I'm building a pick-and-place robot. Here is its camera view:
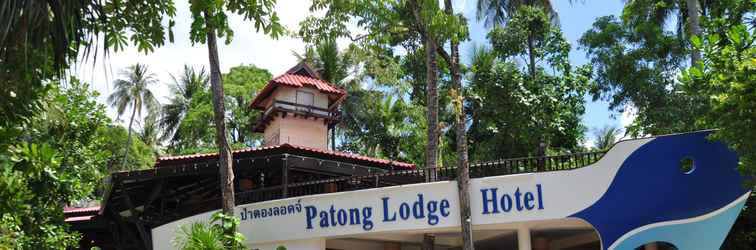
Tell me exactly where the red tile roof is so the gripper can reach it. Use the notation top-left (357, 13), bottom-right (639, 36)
top-left (64, 206), bottom-right (100, 222)
top-left (249, 73), bottom-right (346, 110)
top-left (64, 206), bottom-right (101, 213)
top-left (157, 143), bottom-right (415, 170)
top-left (274, 74), bottom-right (345, 95)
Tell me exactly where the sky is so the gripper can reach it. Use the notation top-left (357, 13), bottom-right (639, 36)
top-left (75, 0), bottom-right (635, 148)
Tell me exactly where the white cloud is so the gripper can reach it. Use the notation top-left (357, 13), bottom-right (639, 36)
top-left (582, 137), bottom-right (596, 149)
top-left (75, 0), bottom-right (316, 122)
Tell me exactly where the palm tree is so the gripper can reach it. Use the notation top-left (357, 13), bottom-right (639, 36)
top-left (108, 63), bottom-right (160, 168)
top-left (593, 125), bottom-right (623, 150)
top-left (160, 65), bottom-right (209, 144)
top-left (139, 112), bottom-right (161, 155)
top-left (622, 0), bottom-right (702, 65)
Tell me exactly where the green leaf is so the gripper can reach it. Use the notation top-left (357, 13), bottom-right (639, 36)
top-left (691, 35), bottom-right (702, 49)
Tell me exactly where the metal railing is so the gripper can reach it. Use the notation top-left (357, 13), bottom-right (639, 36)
top-left (234, 151), bottom-right (606, 204)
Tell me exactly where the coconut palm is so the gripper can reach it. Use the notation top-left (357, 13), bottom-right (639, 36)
top-left (108, 63), bottom-right (160, 168)
top-left (593, 125), bottom-right (623, 150)
top-left (160, 65), bottom-right (209, 144)
top-left (139, 112), bottom-right (161, 155)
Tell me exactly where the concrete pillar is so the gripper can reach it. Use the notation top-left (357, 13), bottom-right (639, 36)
top-left (645, 242), bottom-right (659, 250)
top-left (518, 227), bottom-right (532, 250)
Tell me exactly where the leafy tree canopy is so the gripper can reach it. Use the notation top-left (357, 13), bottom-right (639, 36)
top-left (468, 6), bottom-right (590, 160)
top-left (223, 64), bottom-right (273, 146)
top-left (0, 79), bottom-right (111, 248)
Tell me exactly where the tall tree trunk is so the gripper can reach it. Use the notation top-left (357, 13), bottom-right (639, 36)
top-left (528, 29), bottom-right (546, 170)
top-left (121, 100), bottom-right (138, 169)
top-left (527, 35), bottom-right (536, 79)
top-left (408, 2), bottom-right (439, 249)
top-left (409, 0), bottom-right (439, 183)
top-left (204, 11), bottom-right (236, 218)
top-left (443, 1), bottom-right (474, 249)
top-left (686, 0), bottom-right (702, 65)
top-left (424, 34), bottom-right (440, 182)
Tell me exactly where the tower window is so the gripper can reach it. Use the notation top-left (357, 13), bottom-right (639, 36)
top-left (296, 90), bottom-right (314, 106)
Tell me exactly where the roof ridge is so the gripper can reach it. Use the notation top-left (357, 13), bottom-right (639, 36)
top-left (155, 144), bottom-right (414, 169)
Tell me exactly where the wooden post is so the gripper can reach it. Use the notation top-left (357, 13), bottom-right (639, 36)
top-left (122, 192), bottom-right (152, 250)
top-left (282, 155), bottom-right (289, 198)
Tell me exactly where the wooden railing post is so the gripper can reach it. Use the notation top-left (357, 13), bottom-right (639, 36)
top-left (282, 154), bottom-right (289, 198)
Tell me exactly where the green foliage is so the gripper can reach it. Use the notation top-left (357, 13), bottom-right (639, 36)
top-left (592, 125), bottom-right (623, 150)
top-left (475, 0), bottom-right (559, 28)
top-left (468, 7), bottom-right (589, 160)
top-left (168, 87), bottom-right (218, 154)
top-left (107, 63), bottom-right (161, 169)
top-left (108, 64), bottom-right (161, 120)
top-left (579, 13), bottom-right (698, 136)
top-left (161, 64), bottom-right (271, 155)
top-left (0, 1), bottom-right (176, 130)
top-left (161, 65), bottom-right (210, 146)
top-left (579, 0), bottom-right (754, 137)
top-left (681, 22), bottom-right (755, 181)
top-left (173, 212), bottom-right (247, 250)
top-left (0, 79), bottom-right (111, 249)
top-left (98, 125), bottom-right (156, 172)
top-left (489, 6), bottom-right (552, 60)
top-left (173, 222), bottom-right (225, 250)
top-left (299, 0), bottom-right (471, 167)
top-left (223, 65), bottom-right (273, 146)
top-left (188, 0), bottom-right (283, 45)
top-left (340, 92), bottom-right (429, 164)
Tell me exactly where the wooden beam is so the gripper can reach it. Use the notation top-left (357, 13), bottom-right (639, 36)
top-left (122, 191), bottom-right (153, 250)
top-left (282, 155), bottom-right (289, 198)
top-left (142, 181), bottom-right (164, 211)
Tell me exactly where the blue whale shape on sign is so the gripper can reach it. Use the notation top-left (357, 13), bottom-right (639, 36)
top-left (570, 131), bottom-right (750, 249)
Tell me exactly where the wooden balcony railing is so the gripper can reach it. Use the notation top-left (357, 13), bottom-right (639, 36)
top-left (253, 100), bottom-right (339, 132)
top-left (234, 151), bottom-right (606, 205)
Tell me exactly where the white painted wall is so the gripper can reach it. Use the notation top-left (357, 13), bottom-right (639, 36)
top-left (261, 86), bottom-right (331, 149)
